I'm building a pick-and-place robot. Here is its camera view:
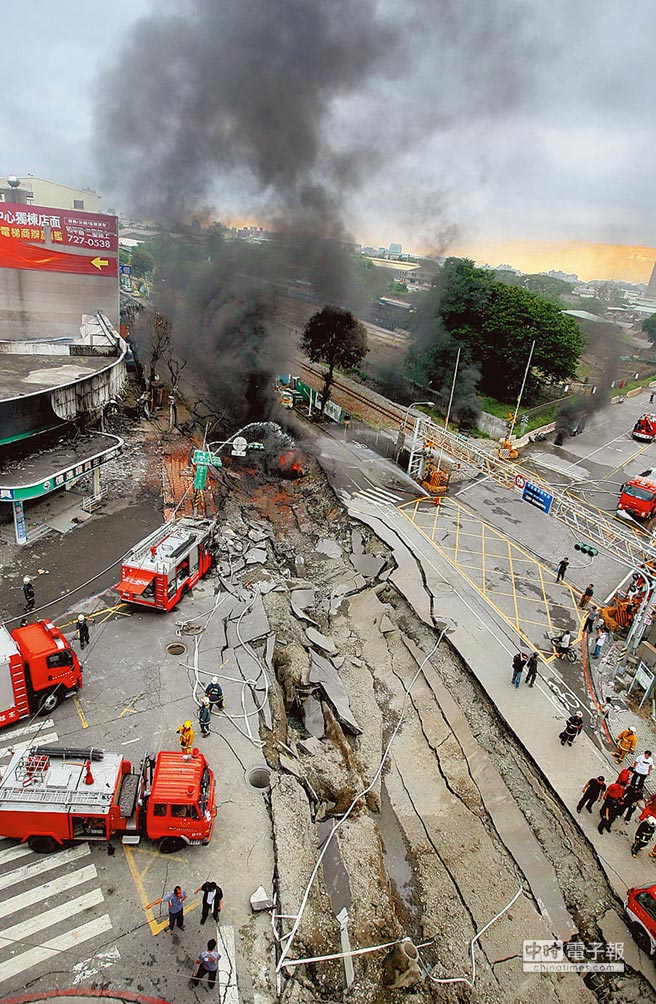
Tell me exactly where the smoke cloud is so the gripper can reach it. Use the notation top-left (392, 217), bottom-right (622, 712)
top-left (96, 0), bottom-right (578, 427)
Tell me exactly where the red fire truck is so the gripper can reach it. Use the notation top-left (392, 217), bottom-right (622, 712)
top-left (0, 620), bottom-right (82, 728)
top-left (632, 413), bottom-right (656, 442)
top-left (117, 517), bottom-right (216, 611)
top-left (0, 745), bottom-right (216, 854)
top-left (617, 474), bottom-right (656, 521)
top-left (625, 885), bottom-right (656, 957)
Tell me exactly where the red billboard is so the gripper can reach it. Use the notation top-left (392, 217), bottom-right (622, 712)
top-left (0, 203), bottom-right (118, 277)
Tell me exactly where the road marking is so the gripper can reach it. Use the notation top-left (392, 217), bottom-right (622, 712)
top-left (0, 888), bottom-right (105, 949)
top-left (216, 923), bottom-right (239, 1003)
top-left (0, 732), bottom-right (58, 760)
top-left (0, 844), bottom-right (90, 892)
top-left (74, 695), bottom-right (88, 728)
top-left (0, 720), bottom-right (54, 740)
top-left (0, 843), bottom-right (34, 867)
top-left (0, 914), bottom-right (113, 983)
top-left (0, 864), bottom-right (98, 920)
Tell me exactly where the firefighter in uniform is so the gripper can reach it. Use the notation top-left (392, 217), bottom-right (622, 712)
top-left (198, 699), bottom-right (211, 737)
top-left (614, 726), bottom-right (637, 764)
top-left (176, 720), bottom-right (194, 754)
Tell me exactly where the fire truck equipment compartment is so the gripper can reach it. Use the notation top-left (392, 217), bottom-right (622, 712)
top-left (118, 569), bottom-right (157, 594)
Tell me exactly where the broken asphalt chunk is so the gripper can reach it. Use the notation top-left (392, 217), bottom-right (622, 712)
top-left (306, 626), bottom-right (338, 655)
top-left (308, 652), bottom-right (361, 735)
top-left (250, 886), bottom-right (274, 912)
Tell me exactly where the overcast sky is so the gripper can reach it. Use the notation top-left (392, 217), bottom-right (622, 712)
top-left (3, 1), bottom-right (655, 267)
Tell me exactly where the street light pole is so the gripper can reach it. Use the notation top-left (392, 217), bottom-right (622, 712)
top-left (395, 401), bottom-right (435, 465)
top-left (508, 339), bottom-right (536, 443)
top-left (436, 347), bottom-right (461, 473)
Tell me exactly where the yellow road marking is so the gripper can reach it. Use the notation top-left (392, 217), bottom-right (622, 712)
top-left (402, 497), bottom-right (582, 653)
top-left (119, 707), bottom-right (138, 718)
top-left (123, 844), bottom-right (200, 935)
top-left (73, 696), bottom-right (88, 728)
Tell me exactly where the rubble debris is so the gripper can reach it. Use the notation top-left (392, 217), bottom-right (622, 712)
top-left (379, 613), bottom-right (396, 635)
top-left (248, 527), bottom-right (270, 543)
top-left (331, 573), bottom-right (367, 598)
top-left (245, 546), bottom-right (268, 565)
top-left (294, 554), bottom-right (306, 576)
top-left (331, 655), bottom-right (345, 669)
top-left (280, 754), bottom-right (305, 779)
top-left (250, 885), bottom-right (275, 913)
top-left (308, 652), bottom-right (362, 735)
top-left (317, 820), bottom-right (352, 914)
top-left (306, 626), bottom-right (338, 655)
top-left (290, 587), bottom-right (317, 624)
top-left (301, 694), bottom-right (325, 738)
top-left (298, 737), bottom-right (323, 756)
top-left (316, 537), bottom-right (342, 559)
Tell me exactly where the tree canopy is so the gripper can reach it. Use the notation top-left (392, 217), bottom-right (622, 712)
top-left (130, 246), bottom-right (155, 277)
top-left (408, 258), bottom-right (584, 403)
top-left (643, 313), bottom-right (656, 347)
top-left (300, 306), bottom-right (368, 415)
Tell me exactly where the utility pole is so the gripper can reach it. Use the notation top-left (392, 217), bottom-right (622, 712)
top-left (508, 340), bottom-right (536, 443)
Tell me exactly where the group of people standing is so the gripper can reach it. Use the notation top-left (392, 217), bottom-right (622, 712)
top-left (146, 880), bottom-right (224, 989)
top-left (577, 765), bottom-right (656, 855)
top-left (511, 651), bottom-right (539, 689)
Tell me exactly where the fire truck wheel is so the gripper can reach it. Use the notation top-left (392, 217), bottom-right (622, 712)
top-left (38, 689), bottom-right (61, 714)
top-left (28, 835), bottom-right (58, 853)
top-left (159, 836), bottom-right (186, 854)
top-left (629, 921), bottom-right (653, 956)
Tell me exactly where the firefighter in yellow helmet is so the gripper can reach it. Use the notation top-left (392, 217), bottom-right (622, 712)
top-left (176, 720), bottom-right (194, 754)
top-left (614, 726), bottom-right (637, 764)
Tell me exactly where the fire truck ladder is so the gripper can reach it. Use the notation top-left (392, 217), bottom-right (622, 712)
top-left (407, 416), bottom-right (655, 570)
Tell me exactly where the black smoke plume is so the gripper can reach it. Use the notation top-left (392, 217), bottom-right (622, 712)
top-left (96, 0), bottom-right (568, 427)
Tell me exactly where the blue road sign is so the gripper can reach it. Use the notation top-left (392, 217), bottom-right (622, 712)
top-left (522, 480), bottom-right (554, 515)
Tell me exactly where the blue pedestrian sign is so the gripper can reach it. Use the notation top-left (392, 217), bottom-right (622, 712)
top-left (522, 480), bottom-right (554, 515)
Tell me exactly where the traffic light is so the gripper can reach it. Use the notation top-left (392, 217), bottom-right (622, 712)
top-left (574, 542), bottom-right (598, 557)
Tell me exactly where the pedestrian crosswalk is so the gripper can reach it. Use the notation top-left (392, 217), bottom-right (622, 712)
top-left (348, 486), bottom-right (407, 507)
top-left (0, 720), bottom-right (113, 987)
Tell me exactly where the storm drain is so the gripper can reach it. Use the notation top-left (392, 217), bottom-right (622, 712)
top-left (166, 641), bottom-right (187, 656)
top-left (247, 766), bottom-right (272, 790)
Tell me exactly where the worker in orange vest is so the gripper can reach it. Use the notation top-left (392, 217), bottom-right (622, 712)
top-left (176, 720), bottom-right (194, 754)
top-left (613, 726), bottom-right (637, 764)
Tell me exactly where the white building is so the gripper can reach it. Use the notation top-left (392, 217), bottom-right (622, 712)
top-left (0, 176), bottom-right (100, 213)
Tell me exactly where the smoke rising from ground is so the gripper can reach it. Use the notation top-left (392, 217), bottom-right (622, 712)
top-left (96, 0), bottom-right (580, 426)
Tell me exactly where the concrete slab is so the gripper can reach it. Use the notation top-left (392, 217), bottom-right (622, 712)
top-left (308, 652), bottom-right (361, 735)
top-left (306, 626), bottom-right (338, 655)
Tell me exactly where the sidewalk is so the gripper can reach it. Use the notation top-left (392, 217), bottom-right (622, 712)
top-left (344, 495), bottom-right (656, 984)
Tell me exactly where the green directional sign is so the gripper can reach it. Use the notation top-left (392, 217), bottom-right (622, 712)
top-left (192, 449), bottom-right (223, 467)
top-left (194, 466), bottom-right (208, 490)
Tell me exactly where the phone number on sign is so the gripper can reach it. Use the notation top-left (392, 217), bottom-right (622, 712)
top-left (67, 235), bottom-right (113, 248)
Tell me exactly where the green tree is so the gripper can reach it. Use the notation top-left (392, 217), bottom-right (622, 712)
top-left (643, 313), bottom-right (656, 347)
top-left (300, 306), bottom-right (368, 416)
top-left (130, 246), bottom-right (155, 277)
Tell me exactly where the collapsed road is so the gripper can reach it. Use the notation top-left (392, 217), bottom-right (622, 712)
top-left (0, 420), bottom-right (653, 1004)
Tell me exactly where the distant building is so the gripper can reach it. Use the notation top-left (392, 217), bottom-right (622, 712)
top-left (389, 242), bottom-right (402, 254)
top-left (0, 175), bottom-right (100, 213)
top-left (646, 261), bottom-right (656, 299)
top-left (495, 263), bottom-right (521, 274)
top-left (543, 269), bottom-right (578, 283)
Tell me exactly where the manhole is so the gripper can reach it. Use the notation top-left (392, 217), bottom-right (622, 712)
top-left (247, 766), bottom-right (272, 790)
top-left (166, 641), bottom-right (187, 656)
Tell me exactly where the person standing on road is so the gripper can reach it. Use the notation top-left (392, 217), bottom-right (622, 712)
top-left (189, 938), bottom-right (221, 990)
top-left (176, 720), bottom-right (194, 754)
top-left (583, 606), bottom-right (599, 634)
top-left (146, 885), bottom-right (187, 932)
top-left (511, 652), bottom-right (527, 689)
top-left (525, 652), bottom-right (539, 687)
top-left (630, 750), bottom-right (654, 791)
top-left (598, 782), bottom-right (625, 834)
top-left (205, 676), bottom-right (225, 710)
top-left (613, 726), bottom-right (637, 764)
top-left (620, 786), bottom-right (644, 823)
top-left (198, 699), bottom-right (211, 737)
top-left (556, 557), bottom-right (569, 583)
top-left (632, 817), bottom-right (656, 857)
top-left (76, 614), bottom-right (90, 650)
top-left (559, 711), bottom-right (583, 746)
top-left (22, 576), bottom-right (35, 612)
top-left (579, 584), bottom-right (594, 609)
top-left (577, 775), bottom-right (606, 813)
top-left (592, 626), bottom-right (608, 660)
top-left (194, 879), bottom-right (223, 925)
